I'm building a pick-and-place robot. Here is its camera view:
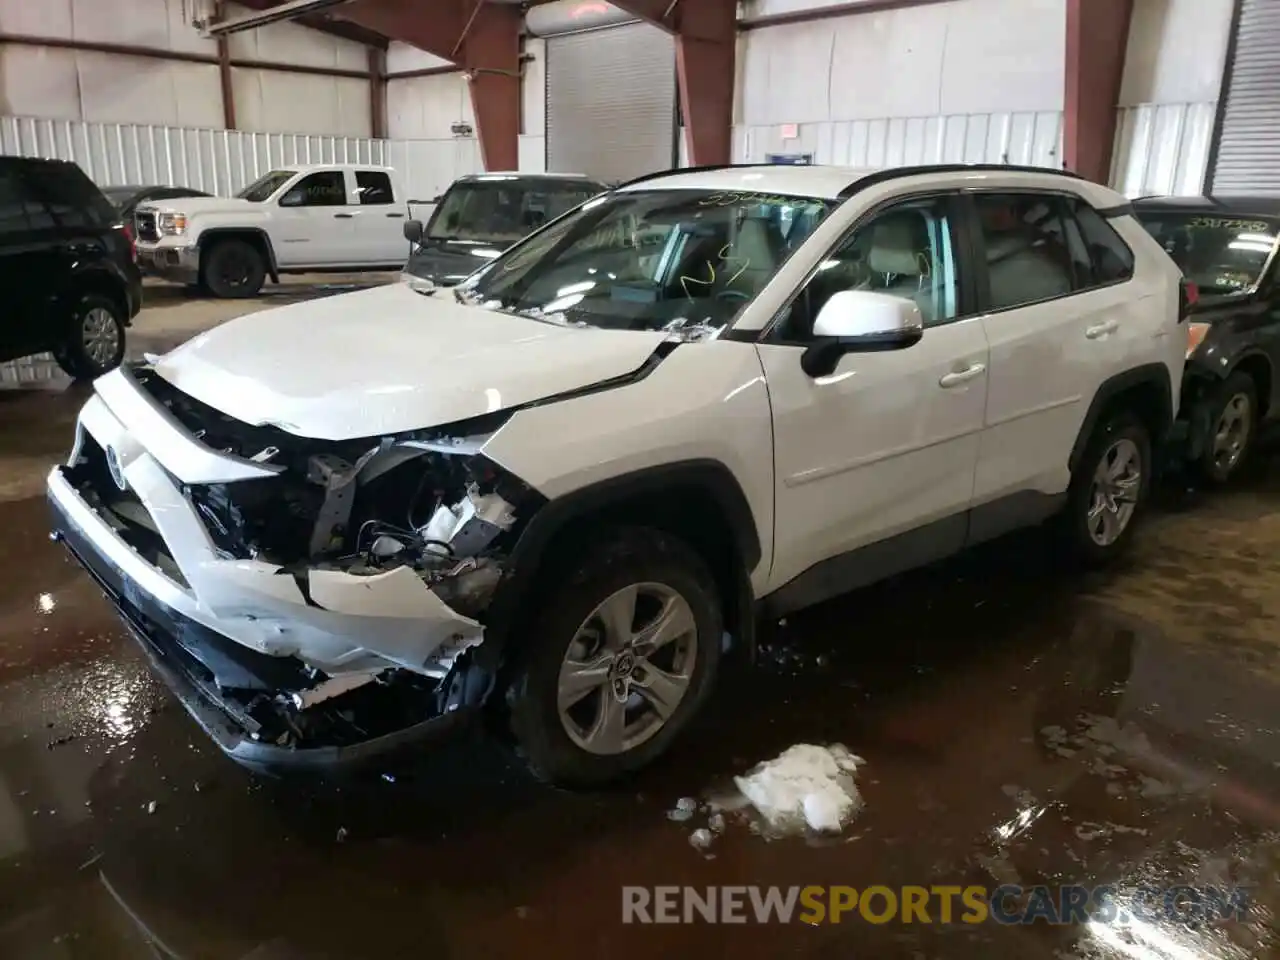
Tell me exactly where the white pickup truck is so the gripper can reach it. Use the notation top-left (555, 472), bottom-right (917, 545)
top-left (133, 163), bottom-right (413, 298)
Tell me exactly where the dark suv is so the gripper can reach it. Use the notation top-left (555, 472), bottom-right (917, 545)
top-left (0, 156), bottom-right (143, 380)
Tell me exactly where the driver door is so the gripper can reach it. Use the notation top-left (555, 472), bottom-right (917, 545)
top-left (757, 193), bottom-right (991, 595)
top-left (275, 170), bottom-right (353, 266)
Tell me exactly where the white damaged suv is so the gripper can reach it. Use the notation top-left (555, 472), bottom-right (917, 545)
top-left (49, 163), bottom-right (1187, 785)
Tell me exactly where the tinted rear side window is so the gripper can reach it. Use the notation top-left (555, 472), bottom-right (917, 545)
top-left (22, 162), bottom-right (117, 227)
top-left (1067, 198), bottom-right (1135, 285)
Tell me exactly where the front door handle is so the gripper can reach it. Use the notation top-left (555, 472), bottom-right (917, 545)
top-left (1085, 319), bottom-right (1119, 339)
top-left (385, 212), bottom-right (405, 218)
top-left (939, 363), bottom-right (986, 388)
top-left (334, 213), bottom-right (354, 219)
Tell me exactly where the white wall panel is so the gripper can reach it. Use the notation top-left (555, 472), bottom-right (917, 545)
top-left (387, 72), bottom-right (473, 139)
top-left (519, 135), bottom-right (546, 174)
top-left (735, 110), bottom-right (1063, 168)
top-left (386, 41), bottom-right (451, 73)
top-left (231, 68), bottom-right (370, 137)
top-left (225, 2), bottom-right (365, 71)
top-left (739, 0), bottom-right (1064, 128)
top-left (0, 114), bottom-right (387, 194)
top-left (744, 0), bottom-right (887, 14)
top-left (0, 0), bottom-right (372, 136)
top-left (1110, 101), bottom-right (1215, 198)
top-left (0, 0), bottom-right (215, 55)
top-left (1119, 0), bottom-right (1234, 107)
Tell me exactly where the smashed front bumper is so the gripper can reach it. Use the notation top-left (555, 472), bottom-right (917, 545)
top-left (45, 368), bottom-right (496, 771)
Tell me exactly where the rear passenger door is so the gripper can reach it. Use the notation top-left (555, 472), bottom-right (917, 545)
top-left (351, 169), bottom-right (406, 265)
top-left (0, 167), bottom-right (63, 360)
top-left (967, 191), bottom-right (1137, 512)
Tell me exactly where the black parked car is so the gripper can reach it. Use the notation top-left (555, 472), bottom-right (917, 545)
top-left (1134, 196), bottom-right (1280, 484)
top-left (0, 156), bottom-right (143, 379)
top-left (402, 172), bottom-right (608, 286)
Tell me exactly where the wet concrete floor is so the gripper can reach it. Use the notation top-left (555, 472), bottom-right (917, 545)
top-left (0, 384), bottom-right (1278, 958)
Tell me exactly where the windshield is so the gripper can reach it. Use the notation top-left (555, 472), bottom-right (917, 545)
top-left (1137, 212), bottom-right (1279, 295)
top-left (426, 179), bottom-right (605, 244)
top-left (237, 170), bottom-right (295, 203)
top-left (452, 188), bottom-right (836, 336)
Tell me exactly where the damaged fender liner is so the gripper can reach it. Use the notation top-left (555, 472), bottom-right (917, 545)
top-left (49, 495), bottom-right (475, 774)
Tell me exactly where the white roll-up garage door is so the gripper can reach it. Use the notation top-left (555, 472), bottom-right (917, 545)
top-left (1209, 0), bottom-right (1280, 195)
top-left (529, 3), bottom-right (676, 184)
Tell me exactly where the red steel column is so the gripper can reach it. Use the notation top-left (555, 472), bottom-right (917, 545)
top-left (343, 0), bottom-right (521, 170)
top-left (612, 0), bottom-right (738, 166)
top-left (1063, 0), bottom-right (1135, 184)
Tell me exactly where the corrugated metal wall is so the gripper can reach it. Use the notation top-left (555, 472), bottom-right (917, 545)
top-left (1110, 101), bottom-right (1217, 198)
top-left (735, 111), bottom-right (1064, 169)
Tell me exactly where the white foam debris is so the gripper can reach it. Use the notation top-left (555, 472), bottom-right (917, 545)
top-left (668, 797), bottom-right (698, 822)
top-left (689, 828), bottom-right (715, 850)
top-left (733, 743), bottom-right (865, 834)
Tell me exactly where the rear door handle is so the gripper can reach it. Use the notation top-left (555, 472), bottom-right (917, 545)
top-left (939, 363), bottom-right (986, 388)
top-left (1085, 319), bottom-right (1119, 339)
top-left (334, 213), bottom-right (354, 219)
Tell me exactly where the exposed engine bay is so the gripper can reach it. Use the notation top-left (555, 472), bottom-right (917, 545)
top-left (109, 367), bottom-right (545, 751)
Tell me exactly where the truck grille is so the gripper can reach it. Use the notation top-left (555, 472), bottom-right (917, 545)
top-left (135, 210), bottom-right (160, 243)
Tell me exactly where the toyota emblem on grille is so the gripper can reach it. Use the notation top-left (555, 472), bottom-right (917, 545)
top-left (105, 445), bottom-right (128, 492)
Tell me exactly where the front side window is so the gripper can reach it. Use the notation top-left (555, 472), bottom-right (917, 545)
top-left (776, 195), bottom-right (959, 340)
top-left (1136, 211), bottom-right (1278, 296)
top-left (356, 170), bottom-right (394, 205)
top-left (454, 188), bottom-right (836, 334)
top-left (280, 172), bottom-right (348, 208)
top-left (973, 193), bottom-right (1075, 310)
top-left (427, 179), bottom-right (611, 245)
top-left (237, 170), bottom-right (294, 202)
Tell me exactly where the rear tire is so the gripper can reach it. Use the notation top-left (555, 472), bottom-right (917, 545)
top-left (54, 293), bottom-right (126, 381)
top-left (1193, 370), bottom-right (1257, 486)
top-left (201, 238), bottom-right (266, 299)
top-left (1060, 410), bottom-right (1151, 566)
top-left (506, 527), bottom-right (723, 787)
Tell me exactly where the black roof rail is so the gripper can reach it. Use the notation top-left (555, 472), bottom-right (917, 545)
top-left (613, 162), bottom-right (801, 189)
top-left (836, 163), bottom-right (1088, 198)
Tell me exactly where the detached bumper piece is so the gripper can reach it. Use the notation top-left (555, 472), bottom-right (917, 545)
top-left (49, 488), bottom-right (475, 776)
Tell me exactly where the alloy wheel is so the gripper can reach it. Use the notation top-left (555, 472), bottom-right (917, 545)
top-left (557, 582), bottom-right (699, 756)
top-left (1087, 437), bottom-right (1142, 547)
top-left (81, 307), bottom-right (120, 367)
top-left (1212, 392), bottom-right (1252, 474)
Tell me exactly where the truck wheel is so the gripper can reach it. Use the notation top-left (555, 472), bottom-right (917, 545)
top-left (202, 239), bottom-right (266, 299)
top-left (1061, 411), bottom-right (1152, 566)
top-left (54, 294), bottom-right (126, 381)
top-left (1195, 371), bottom-right (1257, 486)
top-left (507, 527), bottom-right (723, 787)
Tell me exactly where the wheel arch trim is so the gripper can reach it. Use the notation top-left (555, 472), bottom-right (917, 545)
top-left (1068, 363), bottom-right (1173, 475)
top-left (197, 227), bottom-right (280, 278)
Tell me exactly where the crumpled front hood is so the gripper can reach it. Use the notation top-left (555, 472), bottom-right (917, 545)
top-left (152, 283), bottom-right (668, 441)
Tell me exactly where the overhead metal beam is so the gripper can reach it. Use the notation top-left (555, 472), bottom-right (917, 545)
top-left (340, 0), bottom-right (522, 171)
top-left (204, 0), bottom-right (356, 38)
top-left (1063, 0), bottom-right (1135, 183)
top-left (611, 0), bottom-right (737, 166)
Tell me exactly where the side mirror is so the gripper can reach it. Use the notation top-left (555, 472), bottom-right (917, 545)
top-left (800, 290), bottom-right (924, 378)
top-left (279, 190), bottom-right (304, 208)
top-left (403, 219), bottom-right (424, 244)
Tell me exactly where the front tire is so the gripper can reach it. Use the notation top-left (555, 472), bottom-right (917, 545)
top-left (54, 293), bottom-right (126, 381)
top-left (1061, 411), bottom-right (1151, 566)
top-left (507, 527), bottom-right (723, 787)
top-left (1194, 370), bottom-right (1257, 486)
top-left (201, 238), bottom-right (266, 299)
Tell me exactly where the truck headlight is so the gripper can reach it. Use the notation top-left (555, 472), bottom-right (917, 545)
top-left (158, 212), bottom-right (188, 237)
